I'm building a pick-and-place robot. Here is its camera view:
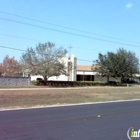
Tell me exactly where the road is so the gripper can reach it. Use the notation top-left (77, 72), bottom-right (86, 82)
top-left (0, 101), bottom-right (140, 140)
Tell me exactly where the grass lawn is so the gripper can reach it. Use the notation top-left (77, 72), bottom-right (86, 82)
top-left (0, 85), bottom-right (140, 110)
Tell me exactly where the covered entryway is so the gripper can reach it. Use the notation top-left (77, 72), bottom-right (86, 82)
top-left (77, 75), bottom-right (94, 81)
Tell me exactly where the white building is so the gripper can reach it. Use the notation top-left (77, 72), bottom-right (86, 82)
top-left (24, 55), bottom-right (140, 82)
top-left (30, 55), bottom-right (77, 81)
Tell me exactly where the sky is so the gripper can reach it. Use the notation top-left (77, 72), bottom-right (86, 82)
top-left (0, 0), bottom-right (140, 65)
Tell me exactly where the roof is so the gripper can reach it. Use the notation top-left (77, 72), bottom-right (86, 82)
top-left (77, 65), bottom-right (92, 71)
top-left (76, 65), bottom-right (98, 71)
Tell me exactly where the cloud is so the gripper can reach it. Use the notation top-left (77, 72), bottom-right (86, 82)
top-left (126, 3), bottom-right (133, 9)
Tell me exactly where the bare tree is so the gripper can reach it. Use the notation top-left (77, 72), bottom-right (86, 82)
top-left (20, 42), bottom-right (68, 81)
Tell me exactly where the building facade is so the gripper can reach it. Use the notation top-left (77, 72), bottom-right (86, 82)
top-left (24, 55), bottom-right (140, 82)
top-left (30, 55), bottom-right (77, 81)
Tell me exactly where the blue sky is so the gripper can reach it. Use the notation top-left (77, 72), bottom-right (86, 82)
top-left (0, 0), bottom-right (140, 65)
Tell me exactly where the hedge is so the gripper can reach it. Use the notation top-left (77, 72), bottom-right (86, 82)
top-left (32, 80), bottom-right (109, 87)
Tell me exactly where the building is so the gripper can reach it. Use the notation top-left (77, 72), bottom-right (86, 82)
top-left (29, 55), bottom-right (77, 81)
top-left (76, 65), bottom-right (122, 82)
top-left (23, 55), bottom-right (140, 82)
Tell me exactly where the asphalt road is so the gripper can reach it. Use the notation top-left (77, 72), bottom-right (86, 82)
top-left (0, 101), bottom-right (140, 140)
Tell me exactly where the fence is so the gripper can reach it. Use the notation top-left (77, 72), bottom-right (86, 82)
top-left (0, 76), bottom-right (31, 86)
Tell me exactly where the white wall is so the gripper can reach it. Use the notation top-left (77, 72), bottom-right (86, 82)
top-left (31, 75), bottom-right (44, 81)
top-left (48, 75), bottom-right (68, 81)
top-left (71, 55), bottom-right (77, 81)
top-left (31, 74), bottom-right (68, 81)
top-left (30, 55), bottom-right (77, 81)
top-left (94, 75), bottom-right (121, 82)
top-left (77, 71), bottom-right (97, 75)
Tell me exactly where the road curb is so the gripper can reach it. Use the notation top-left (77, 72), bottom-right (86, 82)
top-left (1, 99), bottom-right (140, 112)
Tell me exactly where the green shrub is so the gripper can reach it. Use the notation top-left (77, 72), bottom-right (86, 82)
top-left (32, 80), bottom-right (40, 85)
top-left (73, 81), bottom-right (107, 86)
top-left (31, 80), bottom-right (108, 87)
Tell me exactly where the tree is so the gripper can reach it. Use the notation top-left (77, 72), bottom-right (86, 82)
top-left (92, 48), bottom-right (140, 83)
top-left (0, 55), bottom-right (21, 76)
top-left (0, 63), bottom-right (3, 76)
top-left (115, 48), bottom-right (139, 82)
top-left (92, 52), bottom-right (118, 83)
top-left (20, 42), bottom-right (68, 82)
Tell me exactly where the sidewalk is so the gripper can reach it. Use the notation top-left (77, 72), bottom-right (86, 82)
top-left (0, 85), bottom-right (132, 90)
top-left (0, 86), bottom-right (107, 90)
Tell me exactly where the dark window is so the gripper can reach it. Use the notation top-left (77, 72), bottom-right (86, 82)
top-left (76, 75), bottom-right (94, 81)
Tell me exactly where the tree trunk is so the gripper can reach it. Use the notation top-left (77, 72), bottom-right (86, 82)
top-left (44, 76), bottom-right (48, 83)
top-left (121, 76), bottom-right (124, 83)
top-left (107, 76), bottom-right (109, 83)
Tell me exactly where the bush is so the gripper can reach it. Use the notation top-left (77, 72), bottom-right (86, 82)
top-left (32, 80), bottom-right (40, 85)
top-left (107, 81), bottom-right (117, 86)
top-left (73, 81), bottom-right (107, 87)
top-left (31, 80), bottom-right (108, 87)
top-left (37, 78), bottom-right (43, 81)
top-left (126, 80), bottom-right (138, 84)
top-left (36, 78), bottom-right (47, 85)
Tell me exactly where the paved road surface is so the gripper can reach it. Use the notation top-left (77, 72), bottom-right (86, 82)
top-left (0, 101), bottom-right (140, 140)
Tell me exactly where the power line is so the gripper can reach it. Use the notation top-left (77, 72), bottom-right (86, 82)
top-left (0, 45), bottom-right (93, 63)
top-left (0, 10), bottom-right (139, 44)
top-left (77, 59), bottom-right (93, 62)
top-left (0, 33), bottom-right (104, 52)
top-left (0, 17), bottom-right (140, 48)
top-left (0, 33), bottom-right (41, 42)
top-left (0, 45), bottom-right (25, 51)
